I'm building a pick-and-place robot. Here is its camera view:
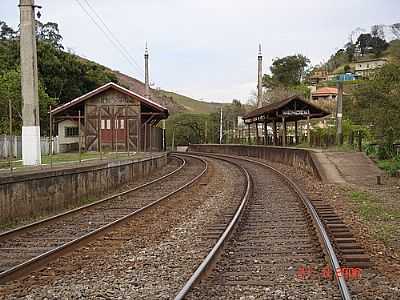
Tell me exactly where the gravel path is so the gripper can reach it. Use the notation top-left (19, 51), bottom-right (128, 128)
top-left (0, 156), bottom-right (245, 299)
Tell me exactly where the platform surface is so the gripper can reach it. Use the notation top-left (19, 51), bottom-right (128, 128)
top-left (313, 151), bottom-right (383, 185)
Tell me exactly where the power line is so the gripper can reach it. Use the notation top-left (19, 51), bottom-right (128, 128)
top-left (74, 0), bottom-right (144, 77)
top-left (82, 0), bottom-right (144, 76)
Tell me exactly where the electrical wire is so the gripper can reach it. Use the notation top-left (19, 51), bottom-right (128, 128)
top-left (82, 0), bottom-right (144, 76)
top-left (74, 0), bottom-right (144, 77)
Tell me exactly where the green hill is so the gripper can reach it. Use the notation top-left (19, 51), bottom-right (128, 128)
top-left (158, 90), bottom-right (226, 114)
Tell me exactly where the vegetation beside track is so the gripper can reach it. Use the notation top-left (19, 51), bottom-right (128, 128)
top-left (346, 188), bottom-right (400, 245)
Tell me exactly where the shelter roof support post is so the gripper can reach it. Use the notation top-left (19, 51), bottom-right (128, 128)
top-left (273, 120), bottom-right (277, 146)
top-left (282, 116), bottom-right (286, 147)
top-left (294, 120), bottom-right (298, 145)
top-left (255, 123), bottom-right (259, 145)
top-left (307, 115), bottom-right (311, 145)
top-left (247, 123), bottom-right (251, 145)
top-left (144, 123), bottom-right (147, 152)
top-left (264, 120), bottom-right (267, 145)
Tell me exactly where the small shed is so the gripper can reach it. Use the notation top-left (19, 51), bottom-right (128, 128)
top-left (242, 95), bottom-right (330, 146)
top-left (50, 82), bottom-right (168, 153)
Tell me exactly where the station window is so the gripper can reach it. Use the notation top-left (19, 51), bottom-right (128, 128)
top-left (101, 119), bottom-right (105, 129)
top-left (106, 119), bottom-right (111, 129)
top-left (65, 127), bottom-right (79, 137)
top-left (120, 120), bottom-right (125, 129)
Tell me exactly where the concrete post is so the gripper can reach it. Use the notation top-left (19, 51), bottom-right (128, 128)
top-left (257, 44), bottom-right (263, 108)
top-left (144, 44), bottom-right (150, 99)
top-left (336, 81), bottom-right (344, 145)
top-left (20, 0), bottom-right (41, 165)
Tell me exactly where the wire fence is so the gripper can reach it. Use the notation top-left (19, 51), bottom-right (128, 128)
top-left (0, 135), bottom-right (60, 159)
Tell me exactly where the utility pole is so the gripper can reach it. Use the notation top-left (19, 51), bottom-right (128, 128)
top-left (20, 0), bottom-right (41, 165)
top-left (144, 43), bottom-right (150, 99)
top-left (204, 120), bottom-right (208, 144)
top-left (257, 44), bottom-right (263, 109)
top-left (336, 81), bottom-right (344, 145)
top-left (9, 97), bottom-right (13, 172)
top-left (219, 107), bottom-right (223, 144)
top-left (162, 119), bottom-right (166, 151)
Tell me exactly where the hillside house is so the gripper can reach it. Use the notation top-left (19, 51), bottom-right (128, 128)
top-left (50, 82), bottom-right (168, 153)
top-left (354, 58), bottom-right (387, 78)
top-left (311, 87), bottom-right (339, 101)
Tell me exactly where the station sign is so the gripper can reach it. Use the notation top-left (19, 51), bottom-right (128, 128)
top-left (282, 109), bottom-right (310, 116)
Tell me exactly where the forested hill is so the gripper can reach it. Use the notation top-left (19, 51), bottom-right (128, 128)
top-left (0, 20), bottom-right (222, 134)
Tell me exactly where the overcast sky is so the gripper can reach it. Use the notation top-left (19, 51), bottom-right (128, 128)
top-left (1, 0), bottom-right (399, 102)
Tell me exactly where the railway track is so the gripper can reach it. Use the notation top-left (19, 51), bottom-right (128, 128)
top-left (0, 154), bottom-right (207, 284)
top-left (175, 153), bottom-right (351, 300)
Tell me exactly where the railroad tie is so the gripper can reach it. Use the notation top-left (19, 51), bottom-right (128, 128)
top-left (311, 199), bottom-right (370, 268)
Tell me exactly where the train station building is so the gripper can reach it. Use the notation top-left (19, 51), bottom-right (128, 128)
top-left (242, 95), bottom-right (330, 146)
top-left (50, 82), bottom-right (168, 153)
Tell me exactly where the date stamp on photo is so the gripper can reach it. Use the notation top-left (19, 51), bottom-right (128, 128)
top-left (296, 265), bottom-right (362, 281)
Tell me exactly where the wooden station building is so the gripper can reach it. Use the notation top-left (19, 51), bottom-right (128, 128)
top-left (50, 82), bottom-right (168, 153)
top-left (242, 95), bottom-right (330, 146)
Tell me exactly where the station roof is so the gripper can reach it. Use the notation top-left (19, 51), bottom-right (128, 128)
top-left (50, 82), bottom-right (168, 118)
top-left (242, 95), bottom-right (330, 123)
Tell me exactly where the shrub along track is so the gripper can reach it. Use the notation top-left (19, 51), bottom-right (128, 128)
top-left (176, 153), bottom-right (351, 300)
top-left (0, 154), bottom-right (206, 284)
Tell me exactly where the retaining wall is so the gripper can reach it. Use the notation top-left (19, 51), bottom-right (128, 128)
top-left (0, 154), bottom-right (167, 223)
top-left (188, 144), bottom-right (321, 179)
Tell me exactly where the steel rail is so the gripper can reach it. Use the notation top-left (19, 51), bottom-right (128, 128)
top-left (0, 156), bottom-right (185, 241)
top-left (186, 152), bottom-right (352, 300)
top-left (0, 154), bottom-right (208, 284)
top-left (174, 153), bottom-right (253, 300)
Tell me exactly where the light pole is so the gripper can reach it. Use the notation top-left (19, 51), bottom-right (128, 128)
top-left (219, 107), bottom-right (223, 144)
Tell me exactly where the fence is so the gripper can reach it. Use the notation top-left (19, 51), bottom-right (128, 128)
top-left (0, 135), bottom-right (60, 159)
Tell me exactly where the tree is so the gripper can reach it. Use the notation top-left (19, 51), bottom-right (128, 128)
top-left (37, 21), bottom-right (64, 50)
top-left (385, 39), bottom-right (400, 63)
top-left (0, 21), bottom-right (16, 40)
top-left (356, 33), bottom-right (388, 57)
top-left (0, 69), bottom-right (56, 135)
top-left (269, 54), bottom-right (310, 86)
top-left (0, 20), bottom-right (118, 105)
top-left (350, 64), bottom-right (400, 157)
top-left (166, 113), bottom-right (209, 146)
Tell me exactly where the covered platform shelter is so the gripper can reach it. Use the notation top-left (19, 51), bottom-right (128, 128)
top-left (242, 95), bottom-right (330, 146)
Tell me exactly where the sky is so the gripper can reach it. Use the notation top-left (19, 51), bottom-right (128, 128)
top-left (1, 0), bottom-right (399, 103)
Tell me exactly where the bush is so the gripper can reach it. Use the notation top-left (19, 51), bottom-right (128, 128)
top-left (377, 156), bottom-right (400, 176)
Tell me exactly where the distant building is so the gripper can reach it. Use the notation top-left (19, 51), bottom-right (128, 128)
top-left (311, 87), bottom-right (339, 101)
top-left (50, 82), bottom-right (168, 153)
top-left (308, 70), bottom-right (329, 84)
top-left (354, 58), bottom-right (387, 78)
top-left (336, 73), bottom-right (356, 81)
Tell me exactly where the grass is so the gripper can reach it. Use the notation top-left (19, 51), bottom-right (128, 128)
top-left (349, 190), bottom-right (400, 244)
top-left (376, 158), bottom-right (400, 176)
top-left (292, 142), bottom-right (358, 152)
top-left (159, 90), bottom-right (226, 113)
top-left (0, 151), bottom-right (147, 171)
